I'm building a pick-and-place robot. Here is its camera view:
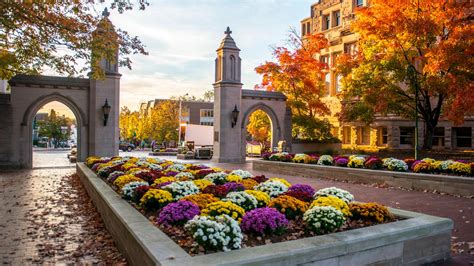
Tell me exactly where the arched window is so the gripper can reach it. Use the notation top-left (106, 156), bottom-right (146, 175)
top-left (230, 55), bottom-right (235, 80)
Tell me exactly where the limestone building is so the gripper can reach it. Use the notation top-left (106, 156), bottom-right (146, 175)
top-left (300, 0), bottom-right (473, 151)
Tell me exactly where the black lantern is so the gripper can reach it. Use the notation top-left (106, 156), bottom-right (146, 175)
top-left (102, 99), bottom-right (111, 126)
top-left (231, 104), bottom-right (240, 128)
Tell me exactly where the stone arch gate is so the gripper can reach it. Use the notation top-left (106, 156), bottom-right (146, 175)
top-left (212, 28), bottom-right (292, 163)
top-left (0, 69), bottom-right (120, 168)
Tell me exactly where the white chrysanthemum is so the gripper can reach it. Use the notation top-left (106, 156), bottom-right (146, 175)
top-left (162, 181), bottom-right (199, 200)
top-left (121, 181), bottom-right (148, 199)
top-left (175, 172), bottom-right (195, 180)
top-left (254, 180), bottom-right (288, 197)
top-left (229, 169), bottom-right (253, 179)
top-left (223, 191), bottom-right (258, 211)
top-left (167, 163), bottom-right (186, 172)
top-left (303, 206), bottom-right (345, 234)
top-left (314, 187), bottom-right (354, 203)
top-left (204, 172), bottom-right (228, 184)
top-left (317, 155), bottom-right (333, 165)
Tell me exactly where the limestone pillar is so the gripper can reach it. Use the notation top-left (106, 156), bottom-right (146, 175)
top-left (0, 80), bottom-right (8, 93)
top-left (212, 27), bottom-right (244, 163)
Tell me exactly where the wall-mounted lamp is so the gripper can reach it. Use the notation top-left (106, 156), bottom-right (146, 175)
top-left (102, 99), bottom-right (111, 126)
top-left (231, 104), bottom-right (240, 128)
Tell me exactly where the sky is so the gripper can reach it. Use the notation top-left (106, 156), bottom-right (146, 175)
top-left (40, 0), bottom-right (314, 116)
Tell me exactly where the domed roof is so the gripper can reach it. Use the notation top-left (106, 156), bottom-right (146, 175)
top-left (218, 27), bottom-right (240, 51)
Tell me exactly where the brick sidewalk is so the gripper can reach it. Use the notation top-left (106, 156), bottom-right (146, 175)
top-left (0, 168), bottom-right (126, 264)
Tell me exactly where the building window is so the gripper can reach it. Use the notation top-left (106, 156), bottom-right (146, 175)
top-left (181, 107), bottom-right (190, 123)
top-left (322, 14), bottom-right (330, 30)
top-left (324, 73), bottom-right (330, 96)
top-left (342, 126), bottom-right (351, 144)
top-left (400, 127), bottom-right (414, 146)
top-left (200, 109), bottom-right (214, 126)
top-left (331, 53), bottom-right (340, 67)
top-left (377, 127), bottom-right (388, 146)
top-left (356, 0), bottom-right (364, 7)
top-left (344, 42), bottom-right (357, 55)
top-left (453, 127), bottom-right (472, 148)
top-left (302, 24), bottom-right (306, 36)
top-left (335, 74), bottom-right (342, 93)
top-left (433, 127), bottom-right (445, 147)
top-left (320, 55), bottom-right (329, 65)
top-left (330, 127), bottom-right (339, 138)
top-left (332, 10), bottom-right (340, 27)
top-left (306, 22), bottom-right (311, 35)
top-left (356, 126), bottom-right (370, 145)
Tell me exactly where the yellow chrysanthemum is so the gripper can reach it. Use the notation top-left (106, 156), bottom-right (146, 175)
top-left (245, 190), bottom-right (270, 207)
top-left (226, 174), bottom-right (243, 183)
top-left (193, 179), bottom-right (213, 190)
top-left (152, 176), bottom-right (177, 186)
top-left (201, 201), bottom-right (245, 222)
top-left (180, 193), bottom-right (219, 209)
top-left (268, 178), bottom-right (291, 187)
top-left (113, 174), bottom-right (145, 190)
top-left (310, 195), bottom-right (351, 216)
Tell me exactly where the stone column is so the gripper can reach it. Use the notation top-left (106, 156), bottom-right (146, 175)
top-left (212, 27), bottom-right (244, 163)
top-left (0, 80), bottom-right (8, 93)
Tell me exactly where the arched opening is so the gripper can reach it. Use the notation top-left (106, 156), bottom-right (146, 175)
top-left (32, 101), bottom-right (78, 168)
top-left (244, 109), bottom-right (272, 157)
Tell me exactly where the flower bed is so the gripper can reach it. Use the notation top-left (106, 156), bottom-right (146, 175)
top-left (85, 156), bottom-right (400, 255)
top-left (264, 152), bottom-right (473, 177)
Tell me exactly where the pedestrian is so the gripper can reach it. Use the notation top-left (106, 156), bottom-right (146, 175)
top-left (151, 140), bottom-right (156, 151)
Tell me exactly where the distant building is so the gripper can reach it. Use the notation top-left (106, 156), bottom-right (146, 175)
top-left (300, 0), bottom-right (473, 151)
top-left (142, 99), bottom-right (214, 126)
top-left (32, 112), bottom-right (48, 142)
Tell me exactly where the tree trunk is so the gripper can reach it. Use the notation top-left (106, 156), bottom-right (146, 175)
top-left (423, 120), bottom-right (435, 150)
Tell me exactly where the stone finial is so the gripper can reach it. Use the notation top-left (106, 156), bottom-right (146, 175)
top-left (218, 26), bottom-right (239, 50)
top-left (225, 27), bottom-right (232, 35)
top-left (102, 7), bottom-right (110, 17)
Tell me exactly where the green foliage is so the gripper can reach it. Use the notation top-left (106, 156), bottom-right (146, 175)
top-left (37, 109), bottom-right (74, 146)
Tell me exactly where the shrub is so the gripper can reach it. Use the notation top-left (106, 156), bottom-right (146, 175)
top-left (180, 193), bottom-right (219, 209)
top-left (113, 175), bottom-right (145, 190)
top-left (349, 202), bottom-right (393, 223)
top-left (448, 162), bottom-right (471, 176)
top-left (347, 156), bottom-right (365, 168)
top-left (223, 182), bottom-right (245, 193)
top-left (166, 163), bottom-right (186, 172)
top-left (292, 153), bottom-right (315, 164)
top-left (238, 179), bottom-right (258, 190)
top-left (269, 152), bottom-right (293, 162)
top-left (268, 195), bottom-right (308, 219)
top-left (193, 179), bottom-right (213, 190)
top-left (201, 201), bottom-right (246, 222)
top-left (175, 172), bottom-right (194, 181)
top-left (309, 195), bottom-right (351, 216)
top-left (241, 207), bottom-right (289, 235)
top-left (204, 172), bottom-right (228, 185)
top-left (285, 184), bottom-right (315, 202)
top-left (268, 178), bottom-right (291, 187)
top-left (107, 171), bottom-right (125, 183)
top-left (122, 181), bottom-right (148, 200)
top-left (314, 187), bottom-right (354, 204)
top-left (194, 169), bottom-right (215, 179)
top-left (229, 169), bottom-right (253, 179)
top-left (317, 155), bottom-right (333, 166)
top-left (245, 190), bottom-right (270, 207)
top-left (131, 185), bottom-right (150, 203)
top-left (334, 157), bottom-right (349, 167)
top-left (413, 161), bottom-right (433, 173)
top-left (157, 201), bottom-right (200, 226)
top-left (152, 176), bottom-right (177, 186)
top-left (252, 175), bottom-right (268, 183)
top-left (184, 215), bottom-right (243, 251)
top-left (225, 174), bottom-right (243, 183)
top-left (140, 189), bottom-right (173, 211)
top-left (162, 181), bottom-right (200, 200)
top-left (303, 206), bottom-right (346, 234)
top-left (254, 180), bottom-right (288, 198)
top-left (224, 191), bottom-right (258, 211)
top-left (384, 158), bottom-right (408, 172)
top-left (202, 185), bottom-right (229, 198)
top-left (364, 157), bottom-right (383, 170)
top-left (288, 184), bottom-right (315, 195)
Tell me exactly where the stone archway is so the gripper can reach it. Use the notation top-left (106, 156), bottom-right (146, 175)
top-left (22, 93), bottom-right (88, 168)
top-left (212, 28), bottom-right (292, 163)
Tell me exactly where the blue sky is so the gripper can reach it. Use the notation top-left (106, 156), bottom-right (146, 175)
top-left (110, 0), bottom-right (313, 110)
top-left (41, 0), bottom-right (314, 115)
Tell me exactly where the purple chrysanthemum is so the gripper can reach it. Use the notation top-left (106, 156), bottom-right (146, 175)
top-left (223, 182), bottom-right (245, 192)
top-left (335, 157), bottom-right (349, 167)
top-left (241, 207), bottom-right (289, 235)
top-left (157, 201), bottom-right (200, 226)
top-left (288, 184), bottom-right (315, 196)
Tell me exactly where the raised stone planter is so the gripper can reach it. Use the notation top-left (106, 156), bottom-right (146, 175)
top-left (253, 160), bottom-right (474, 197)
top-left (149, 152), bottom-right (178, 156)
top-left (77, 162), bottom-right (453, 266)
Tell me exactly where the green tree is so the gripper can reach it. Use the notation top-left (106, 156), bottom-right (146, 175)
top-left (0, 1), bottom-right (148, 80)
top-left (148, 100), bottom-right (179, 142)
top-left (37, 109), bottom-right (74, 147)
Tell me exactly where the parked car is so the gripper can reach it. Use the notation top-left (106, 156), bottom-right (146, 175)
top-left (120, 142), bottom-right (135, 152)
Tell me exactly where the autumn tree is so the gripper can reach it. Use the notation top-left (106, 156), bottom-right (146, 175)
top-left (255, 30), bottom-right (334, 140)
top-left (147, 100), bottom-right (179, 142)
top-left (0, 1), bottom-right (148, 80)
top-left (337, 0), bottom-right (474, 149)
top-left (38, 109), bottom-right (74, 147)
top-left (246, 110), bottom-right (271, 150)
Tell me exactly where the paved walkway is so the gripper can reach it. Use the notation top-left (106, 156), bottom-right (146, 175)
top-left (0, 168), bottom-right (125, 264)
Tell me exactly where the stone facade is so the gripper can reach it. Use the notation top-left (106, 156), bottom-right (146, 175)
top-left (301, 0), bottom-right (474, 151)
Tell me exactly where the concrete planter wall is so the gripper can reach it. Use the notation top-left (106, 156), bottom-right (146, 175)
top-left (77, 162), bottom-right (453, 266)
top-left (253, 160), bottom-right (474, 197)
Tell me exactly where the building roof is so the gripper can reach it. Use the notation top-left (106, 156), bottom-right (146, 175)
top-left (218, 27), bottom-right (240, 51)
top-left (9, 74), bottom-right (90, 89)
